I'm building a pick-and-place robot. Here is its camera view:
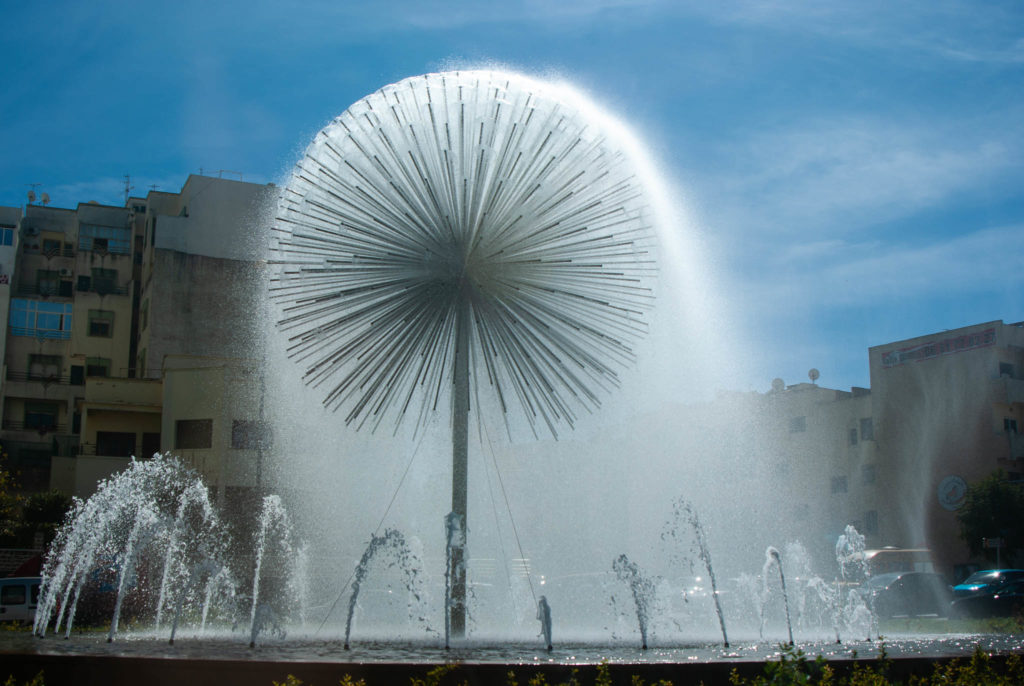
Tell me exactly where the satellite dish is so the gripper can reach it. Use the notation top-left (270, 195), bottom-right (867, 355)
top-left (27, 190), bottom-right (36, 203)
top-left (808, 368), bottom-right (820, 383)
top-left (771, 378), bottom-right (785, 393)
top-left (41, 193), bottom-right (50, 205)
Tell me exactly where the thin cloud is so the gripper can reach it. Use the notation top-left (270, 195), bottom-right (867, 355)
top-left (734, 223), bottom-right (1024, 312)
top-left (696, 114), bottom-right (1021, 242)
top-left (686, 0), bottom-right (1024, 65)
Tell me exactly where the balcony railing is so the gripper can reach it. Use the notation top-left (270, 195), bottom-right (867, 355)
top-left (78, 443), bottom-right (158, 459)
top-left (6, 371), bottom-right (71, 385)
top-left (9, 327), bottom-right (71, 340)
top-left (76, 279), bottom-right (130, 297)
top-left (1, 420), bottom-right (69, 435)
top-left (41, 247), bottom-right (75, 259)
top-left (22, 246), bottom-right (75, 258)
top-left (15, 284), bottom-right (72, 298)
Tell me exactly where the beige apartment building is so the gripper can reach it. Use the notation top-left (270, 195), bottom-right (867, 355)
top-left (869, 320), bottom-right (1024, 580)
top-left (0, 175), bottom-right (274, 506)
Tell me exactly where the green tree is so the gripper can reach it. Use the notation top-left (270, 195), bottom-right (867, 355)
top-left (957, 470), bottom-right (1024, 564)
top-left (0, 444), bottom-right (27, 545)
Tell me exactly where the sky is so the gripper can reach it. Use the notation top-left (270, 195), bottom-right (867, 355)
top-left (1, 0), bottom-right (1021, 394)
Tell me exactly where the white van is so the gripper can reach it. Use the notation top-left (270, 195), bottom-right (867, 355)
top-left (0, 577), bottom-right (41, 623)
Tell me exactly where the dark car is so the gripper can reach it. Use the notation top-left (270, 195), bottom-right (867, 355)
top-left (952, 569), bottom-right (1024, 599)
top-left (950, 581), bottom-right (1024, 619)
top-left (861, 572), bottom-right (953, 618)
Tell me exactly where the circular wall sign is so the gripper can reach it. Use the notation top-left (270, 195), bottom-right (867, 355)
top-left (938, 475), bottom-right (967, 511)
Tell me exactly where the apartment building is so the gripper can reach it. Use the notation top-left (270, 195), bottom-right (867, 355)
top-left (869, 319), bottom-right (1024, 579)
top-left (0, 176), bottom-right (275, 503)
top-left (1, 201), bottom-right (140, 491)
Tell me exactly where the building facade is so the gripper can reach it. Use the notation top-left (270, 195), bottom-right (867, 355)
top-left (0, 176), bottom-right (274, 503)
top-left (869, 320), bottom-right (1024, 580)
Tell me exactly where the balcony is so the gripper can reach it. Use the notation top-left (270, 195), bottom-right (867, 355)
top-left (8, 327), bottom-right (71, 340)
top-left (83, 376), bottom-right (162, 407)
top-left (22, 246), bottom-right (75, 259)
top-left (1, 420), bottom-right (69, 435)
top-left (78, 442), bottom-right (135, 458)
top-left (15, 283), bottom-right (73, 299)
top-left (6, 370), bottom-right (72, 386)
top-left (75, 277), bottom-right (129, 297)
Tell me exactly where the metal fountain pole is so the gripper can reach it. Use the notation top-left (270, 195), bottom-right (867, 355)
top-left (448, 291), bottom-right (470, 639)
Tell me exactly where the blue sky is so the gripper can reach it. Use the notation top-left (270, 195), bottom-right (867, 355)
top-left (1, 0), bottom-right (1021, 393)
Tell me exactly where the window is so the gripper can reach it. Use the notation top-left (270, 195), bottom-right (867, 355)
top-left (42, 238), bottom-right (61, 256)
top-left (9, 299), bottom-right (72, 339)
top-left (1006, 418), bottom-right (1019, 434)
top-left (175, 419), bottom-right (212, 449)
top-left (24, 402), bottom-right (58, 430)
top-left (88, 310), bottom-right (114, 337)
top-left (0, 225), bottom-right (14, 246)
top-left (36, 269), bottom-right (60, 295)
top-left (862, 465), bottom-right (876, 484)
top-left (849, 428), bottom-right (858, 446)
top-left (76, 276), bottom-right (91, 292)
top-left (96, 431), bottom-right (135, 458)
top-left (860, 417), bottom-right (874, 441)
top-left (90, 267), bottom-right (118, 294)
top-left (28, 354), bottom-right (61, 380)
top-left (79, 224), bottom-right (130, 254)
top-left (85, 357), bottom-right (111, 377)
top-left (789, 416), bottom-right (806, 433)
top-left (141, 299), bottom-right (149, 330)
top-left (1, 584), bottom-right (26, 606)
top-left (864, 510), bottom-right (878, 535)
top-left (231, 420), bottom-right (272, 450)
top-left (1000, 362), bottom-right (1015, 377)
top-left (69, 365), bottom-right (84, 386)
top-left (831, 476), bottom-right (848, 494)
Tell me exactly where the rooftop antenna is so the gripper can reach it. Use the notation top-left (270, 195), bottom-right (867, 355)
top-left (808, 368), bottom-right (820, 384)
top-left (41, 193), bottom-right (50, 205)
top-left (27, 183), bottom-right (41, 205)
top-left (123, 175), bottom-right (134, 204)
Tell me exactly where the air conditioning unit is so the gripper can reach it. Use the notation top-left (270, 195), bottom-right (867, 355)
top-left (24, 226), bottom-right (39, 236)
top-left (59, 268), bottom-right (73, 277)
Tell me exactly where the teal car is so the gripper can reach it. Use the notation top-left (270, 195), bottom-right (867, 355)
top-left (952, 570), bottom-right (1024, 598)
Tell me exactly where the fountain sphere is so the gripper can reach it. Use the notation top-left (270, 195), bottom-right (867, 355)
top-left (271, 70), bottom-right (657, 435)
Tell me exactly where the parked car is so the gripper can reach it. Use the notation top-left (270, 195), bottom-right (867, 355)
top-left (0, 577), bottom-right (41, 623)
top-left (950, 580), bottom-right (1024, 619)
top-left (861, 572), bottom-right (952, 618)
top-left (952, 569), bottom-right (1024, 599)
